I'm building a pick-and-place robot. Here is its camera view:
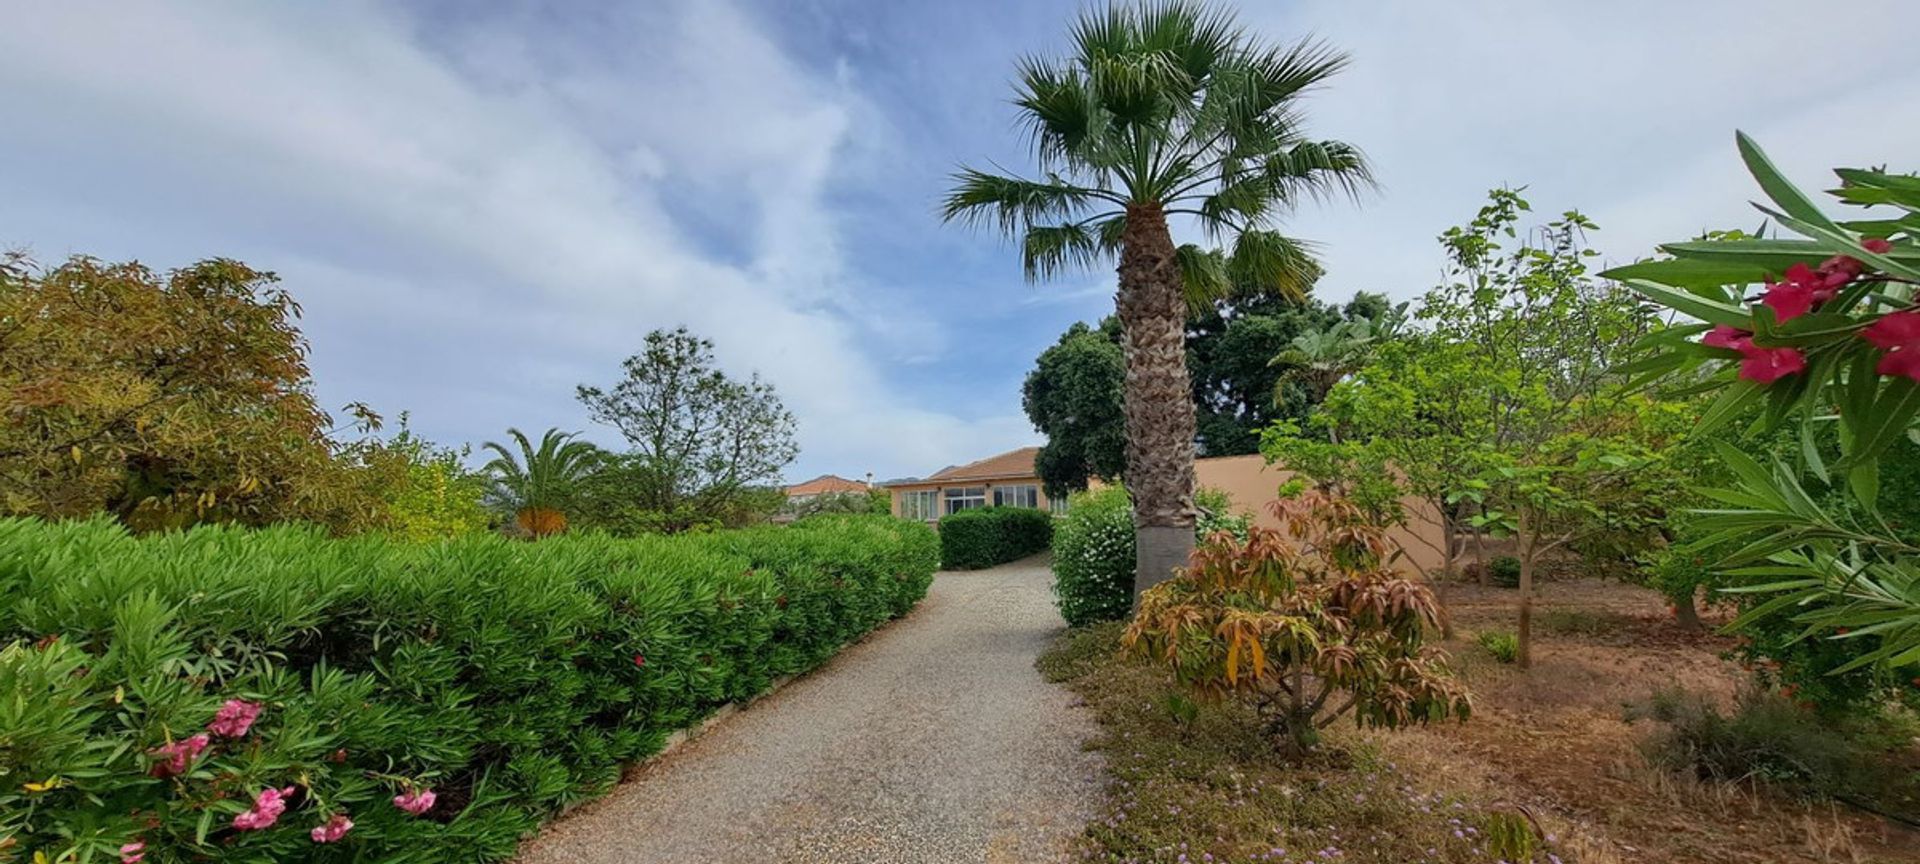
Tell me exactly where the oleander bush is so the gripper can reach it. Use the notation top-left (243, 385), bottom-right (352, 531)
top-left (0, 513), bottom-right (935, 863)
top-left (936, 506), bottom-right (1052, 570)
top-left (1050, 487), bottom-right (1251, 626)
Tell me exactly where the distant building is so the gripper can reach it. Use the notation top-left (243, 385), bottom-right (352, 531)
top-left (884, 447), bottom-right (1064, 523)
top-left (784, 473), bottom-right (871, 503)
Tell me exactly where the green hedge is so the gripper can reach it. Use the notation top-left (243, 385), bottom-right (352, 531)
top-left (1051, 487), bottom-right (1250, 626)
top-left (0, 513), bottom-right (936, 863)
top-left (937, 506), bottom-right (1053, 570)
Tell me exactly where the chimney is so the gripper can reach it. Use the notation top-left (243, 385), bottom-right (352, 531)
top-left (865, 471), bottom-right (874, 488)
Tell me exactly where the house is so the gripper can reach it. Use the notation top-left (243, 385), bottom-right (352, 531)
top-left (784, 473), bottom-right (871, 503)
top-left (887, 447), bottom-right (1448, 575)
top-left (885, 446), bottom-right (1065, 522)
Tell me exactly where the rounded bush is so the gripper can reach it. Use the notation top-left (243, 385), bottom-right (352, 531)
top-left (1051, 487), bottom-right (1248, 627)
top-left (937, 507), bottom-right (1053, 570)
top-left (1490, 555), bottom-right (1522, 588)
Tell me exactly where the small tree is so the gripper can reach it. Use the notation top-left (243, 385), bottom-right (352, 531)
top-left (577, 327), bottom-right (797, 521)
top-left (480, 427), bottom-right (602, 536)
top-left (1124, 491), bottom-right (1470, 756)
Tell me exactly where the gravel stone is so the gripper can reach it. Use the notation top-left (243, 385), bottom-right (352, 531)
top-left (517, 556), bottom-right (1106, 864)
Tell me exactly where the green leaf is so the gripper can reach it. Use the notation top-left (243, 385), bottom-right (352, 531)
top-left (1600, 258), bottom-right (1770, 290)
top-left (1848, 460), bottom-right (1879, 511)
top-left (1737, 132), bottom-right (1838, 231)
top-left (1696, 380), bottom-right (1764, 435)
top-left (1621, 278), bottom-right (1753, 328)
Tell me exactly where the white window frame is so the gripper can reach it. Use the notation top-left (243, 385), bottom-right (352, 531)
top-left (900, 489), bottom-right (937, 521)
top-left (993, 484), bottom-right (1039, 509)
top-left (944, 486), bottom-right (986, 514)
top-left (1048, 493), bottom-right (1070, 515)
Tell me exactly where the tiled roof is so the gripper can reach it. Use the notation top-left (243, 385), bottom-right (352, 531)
top-left (785, 474), bottom-right (868, 496)
top-left (925, 446), bottom-right (1042, 482)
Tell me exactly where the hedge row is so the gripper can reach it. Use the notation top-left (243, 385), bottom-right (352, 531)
top-left (0, 514), bottom-right (937, 863)
top-left (937, 506), bottom-right (1054, 570)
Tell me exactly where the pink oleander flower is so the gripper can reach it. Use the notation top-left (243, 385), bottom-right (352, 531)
top-left (1863, 237), bottom-right (1893, 254)
top-left (310, 813), bottom-right (354, 844)
top-left (1863, 308), bottom-right (1920, 382)
top-left (393, 787), bottom-right (437, 816)
top-left (147, 733), bottom-right (210, 778)
top-left (207, 699), bottom-right (262, 738)
top-left (1702, 324), bottom-right (1753, 350)
top-left (633, 653), bottom-right (646, 667)
top-left (119, 840), bottom-right (146, 864)
top-left (232, 786), bottom-right (295, 831)
top-left (1762, 280), bottom-right (1816, 323)
top-left (1738, 344), bottom-right (1806, 384)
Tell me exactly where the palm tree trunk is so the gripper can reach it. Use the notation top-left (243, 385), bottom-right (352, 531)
top-left (1117, 202), bottom-right (1198, 598)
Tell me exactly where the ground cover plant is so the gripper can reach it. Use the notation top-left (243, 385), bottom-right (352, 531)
top-left (937, 505), bottom-right (1053, 570)
top-left (0, 513), bottom-right (936, 863)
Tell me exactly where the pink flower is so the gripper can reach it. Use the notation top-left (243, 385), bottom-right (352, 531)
top-left (633, 653), bottom-right (646, 667)
top-left (1738, 345), bottom-right (1806, 384)
top-left (393, 787), bottom-right (438, 816)
top-left (1863, 237), bottom-right (1893, 254)
top-left (1864, 309), bottom-right (1920, 383)
top-left (207, 699), bottom-right (262, 738)
top-left (119, 841), bottom-right (146, 864)
top-left (147, 733), bottom-right (210, 778)
top-left (1761, 280), bottom-right (1817, 323)
top-left (232, 786), bottom-right (295, 831)
top-left (1702, 325), bottom-right (1753, 351)
top-left (310, 813), bottom-right (354, 844)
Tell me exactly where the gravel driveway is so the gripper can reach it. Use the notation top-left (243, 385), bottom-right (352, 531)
top-left (517, 555), bottom-right (1105, 864)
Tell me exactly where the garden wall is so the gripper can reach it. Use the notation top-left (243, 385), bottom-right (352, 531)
top-left (0, 514), bottom-right (937, 863)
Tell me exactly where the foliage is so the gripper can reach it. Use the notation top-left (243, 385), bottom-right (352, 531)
top-left (0, 253), bottom-right (390, 533)
top-left (1023, 321), bottom-right (1127, 497)
top-left (0, 513), bottom-right (936, 863)
top-left (576, 327), bottom-right (798, 529)
top-left (1488, 555), bottom-right (1522, 589)
top-left (480, 427), bottom-right (603, 537)
top-left (1628, 687), bottom-right (1918, 815)
top-left (1478, 629), bottom-right (1519, 663)
top-left (1267, 301), bottom-right (1403, 406)
top-left (937, 506), bottom-right (1053, 570)
top-left (1609, 135), bottom-right (1920, 688)
top-left (1049, 486), bottom-right (1249, 627)
top-left (786, 490), bottom-right (885, 521)
top-left (356, 418), bottom-right (490, 543)
top-left (1123, 493), bottom-right (1470, 756)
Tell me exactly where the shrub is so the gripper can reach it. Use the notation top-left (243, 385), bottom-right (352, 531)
top-left (1489, 555), bottom-right (1521, 588)
top-left (937, 506), bottom-right (1052, 570)
top-left (1125, 494), bottom-right (1471, 756)
top-left (1050, 487), bottom-right (1250, 627)
top-left (0, 514), bottom-right (935, 863)
top-left (1478, 630), bottom-right (1520, 664)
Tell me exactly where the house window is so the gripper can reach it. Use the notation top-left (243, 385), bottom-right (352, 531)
top-left (899, 489), bottom-right (937, 521)
top-left (1048, 494), bottom-right (1070, 515)
top-left (944, 486), bottom-right (986, 514)
top-left (993, 484), bottom-right (1038, 509)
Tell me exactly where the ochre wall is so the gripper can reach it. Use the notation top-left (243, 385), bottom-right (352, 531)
top-left (1191, 454), bottom-right (1450, 576)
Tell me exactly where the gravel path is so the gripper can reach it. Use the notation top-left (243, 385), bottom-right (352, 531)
top-left (517, 556), bottom-right (1105, 864)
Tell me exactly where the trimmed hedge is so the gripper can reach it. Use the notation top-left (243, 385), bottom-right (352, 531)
top-left (1051, 487), bottom-right (1251, 626)
top-left (0, 513), bottom-right (936, 863)
top-left (937, 506), bottom-right (1053, 570)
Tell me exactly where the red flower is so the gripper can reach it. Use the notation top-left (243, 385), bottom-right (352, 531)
top-left (1863, 309), bottom-right (1920, 383)
top-left (1737, 345), bottom-right (1805, 384)
top-left (1862, 237), bottom-right (1893, 254)
top-left (147, 733), bottom-right (210, 778)
top-left (1761, 280), bottom-right (1816, 323)
top-left (206, 699), bottom-right (262, 738)
top-left (1701, 325), bottom-right (1752, 350)
top-left (633, 653), bottom-right (646, 667)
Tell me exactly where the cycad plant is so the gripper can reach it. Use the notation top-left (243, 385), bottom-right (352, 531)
top-left (480, 427), bottom-right (602, 537)
top-left (943, 0), bottom-right (1371, 595)
top-left (1269, 309), bottom-right (1399, 408)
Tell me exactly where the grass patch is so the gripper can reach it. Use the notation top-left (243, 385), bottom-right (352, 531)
top-left (1477, 629), bottom-right (1519, 664)
top-left (1536, 608), bottom-right (1630, 637)
top-left (1041, 625), bottom-right (1568, 863)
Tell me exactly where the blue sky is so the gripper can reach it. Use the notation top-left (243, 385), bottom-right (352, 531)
top-left (4, 1), bottom-right (1917, 483)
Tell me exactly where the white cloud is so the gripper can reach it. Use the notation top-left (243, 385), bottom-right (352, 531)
top-left (0, 0), bottom-right (1029, 480)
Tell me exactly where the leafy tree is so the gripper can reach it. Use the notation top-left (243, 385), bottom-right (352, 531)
top-left (1024, 322), bottom-right (1127, 499)
top-left (480, 427), bottom-right (602, 537)
top-left (576, 327), bottom-right (797, 525)
top-left (944, 0), bottom-right (1371, 595)
top-left (346, 414), bottom-right (490, 542)
top-left (1124, 491), bottom-right (1470, 756)
top-left (1267, 304), bottom-right (1401, 409)
top-left (1612, 134), bottom-right (1920, 697)
top-left (0, 252), bottom-right (387, 533)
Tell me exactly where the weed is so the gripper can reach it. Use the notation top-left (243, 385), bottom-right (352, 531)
top-left (1479, 629), bottom-right (1520, 664)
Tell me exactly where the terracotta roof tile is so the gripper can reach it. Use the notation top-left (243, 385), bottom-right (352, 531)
top-left (785, 474), bottom-right (869, 496)
top-left (926, 446), bottom-right (1041, 482)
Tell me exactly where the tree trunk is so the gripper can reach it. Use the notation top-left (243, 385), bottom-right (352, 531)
top-left (1436, 499), bottom-right (1456, 639)
top-left (1517, 534), bottom-right (1536, 669)
top-left (1116, 202), bottom-right (1198, 599)
top-left (1673, 586), bottom-right (1704, 632)
top-left (1472, 521), bottom-right (1489, 587)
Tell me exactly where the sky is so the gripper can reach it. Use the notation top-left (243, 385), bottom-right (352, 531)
top-left (3, 0), bottom-right (1917, 484)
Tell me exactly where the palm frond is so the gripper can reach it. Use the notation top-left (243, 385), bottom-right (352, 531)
top-left (1176, 243), bottom-right (1232, 312)
top-left (1229, 230), bottom-right (1321, 302)
top-left (1023, 217), bottom-right (1123, 282)
top-left (939, 170), bottom-right (1114, 235)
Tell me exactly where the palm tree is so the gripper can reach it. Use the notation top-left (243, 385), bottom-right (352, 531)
top-left (942, 1), bottom-right (1371, 595)
top-left (1270, 306), bottom-right (1401, 407)
top-left (480, 427), bottom-right (602, 537)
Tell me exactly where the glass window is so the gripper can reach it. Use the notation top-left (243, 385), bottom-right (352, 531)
top-left (1048, 493), bottom-right (1070, 515)
top-left (993, 484), bottom-right (1038, 509)
top-left (899, 489), bottom-right (937, 521)
top-left (944, 486), bottom-right (986, 514)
